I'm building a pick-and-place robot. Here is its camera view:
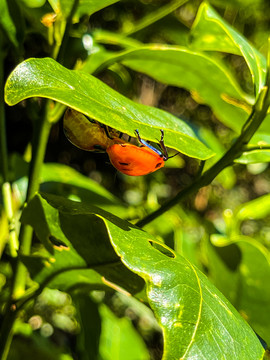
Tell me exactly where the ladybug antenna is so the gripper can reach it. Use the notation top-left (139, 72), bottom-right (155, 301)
top-left (103, 125), bottom-right (114, 139)
top-left (167, 152), bottom-right (180, 159)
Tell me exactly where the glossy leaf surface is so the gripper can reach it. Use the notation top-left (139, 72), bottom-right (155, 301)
top-left (94, 45), bottom-right (253, 132)
top-left (190, 2), bottom-right (267, 97)
top-left (21, 193), bottom-right (264, 360)
top-left (40, 163), bottom-right (127, 217)
top-left (59, 0), bottom-right (119, 18)
top-left (4, 58), bottom-right (213, 160)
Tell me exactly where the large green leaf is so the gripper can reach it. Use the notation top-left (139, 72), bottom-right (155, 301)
top-left (190, 3), bottom-right (267, 97)
top-left (21, 194), bottom-right (143, 294)
top-left (208, 235), bottom-right (270, 345)
top-left (5, 57), bottom-right (213, 160)
top-left (21, 193), bottom-right (264, 359)
top-left (93, 45), bottom-right (253, 132)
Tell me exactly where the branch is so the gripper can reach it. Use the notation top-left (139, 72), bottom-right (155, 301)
top-left (136, 83), bottom-right (270, 228)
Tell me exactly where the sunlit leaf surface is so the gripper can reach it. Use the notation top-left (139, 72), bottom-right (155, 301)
top-left (5, 58), bottom-right (213, 160)
top-left (190, 2), bottom-right (267, 97)
top-left (21, 193), bottom-right (264, 360)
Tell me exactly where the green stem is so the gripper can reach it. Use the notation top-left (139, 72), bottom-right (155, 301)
top-left (0, 104), bottom-right (52, 360)
top-left (122, 0), bottom-right (189, 36)
top-left (0, 41), bottom-right (18, 258)
top-left (0, 41), bottom-right (8, 183)
top-left (136, 84), bottom-right (270, 228)
top-left (13, 106), bottom-right (52, 298)
top-left (56, 0), bottom-right (79, 64)
top-left (2, 183), bottom-right (18, 258)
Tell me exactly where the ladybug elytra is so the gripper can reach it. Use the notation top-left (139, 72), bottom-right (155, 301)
top-left (106, 129), bottom-right (169, 176)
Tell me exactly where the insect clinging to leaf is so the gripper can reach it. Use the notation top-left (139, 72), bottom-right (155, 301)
top-left (106, 129), bottom-right (169, 176)
top-left (63, 108), bottom-right (178, 176)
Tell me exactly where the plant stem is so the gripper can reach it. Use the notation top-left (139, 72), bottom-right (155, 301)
top-left (0, 104), bottom-right (52, 360)
top-left (2, 183), bottom-right (18, 258)
top-left (13, 105), bottom-right (52, 299)
top-left (122, 0), bottom-right (189, 36)
top-left (0, 43), bottom-right (8, 184)
top-left (136, 84), bottom-right (270, 228)
top-left (56, 0), bottom-right (79, 64)
top-left (0, 41), bottom-right (18, 258)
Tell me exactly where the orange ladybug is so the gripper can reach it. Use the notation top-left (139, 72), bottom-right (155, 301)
top-left (63, 108), bottom-right (123, 152)
top-left (106, 130), bottom-right (169, 176)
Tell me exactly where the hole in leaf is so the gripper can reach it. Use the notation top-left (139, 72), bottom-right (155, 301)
top-left (49, 235), bottom-right (69, 250)
top-left (148, 240), bottom-right (175, 258)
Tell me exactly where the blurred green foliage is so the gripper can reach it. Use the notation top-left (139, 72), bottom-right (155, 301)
top-left (1, 0), bottom-right (270, 359)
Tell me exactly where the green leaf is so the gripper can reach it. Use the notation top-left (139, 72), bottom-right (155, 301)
top-left (209, 0), bottom-right (263, 7)
top-left (41, 163), bottom-right (127, 217)
top-left (0, 0), bottom-right (21, 48)
top-left (59, 0), bottom-right (119, 19)
top-left (208, 235), bottom-right (270, 345)
top-left (75, 295), bottom-right (101, 360)
top-left (235, 193), bottom-right (270, 222)
top-left (21, 193), bottom-right (264, 359)
top-left (190, 2), bottom-right (267, 97)
top-left (235, 149), bottom-right (270, 164)
top-left (94, 45), bottom-right (253, 132)
top-left (4, 57), bottom-right (213, 160)
top-left (235, 133), bottom-right (270, 164)
top-left (18, 0), bottom-right (46, 8)
top-left (20, 194), bottom-right (144, 294)
top-left (99, 304), bottom-right (150, 360)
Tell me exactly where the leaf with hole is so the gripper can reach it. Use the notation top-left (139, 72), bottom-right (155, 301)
top-left (21, 193), bottom-right (264, 360)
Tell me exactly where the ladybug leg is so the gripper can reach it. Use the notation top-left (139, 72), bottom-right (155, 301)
top-left (158, 129), bottom-right (169, 160)
top-left (134, 129), bottom-right (142, 144)
top-left (134, 129), bottom-right (149, 147)
top-left (135, 129), bottom-right (164, 157)
top-left (103, 125), bottom-right (114, 139)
